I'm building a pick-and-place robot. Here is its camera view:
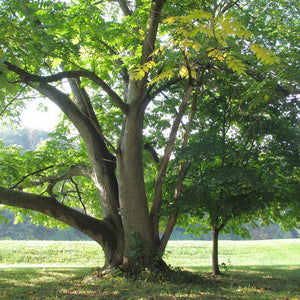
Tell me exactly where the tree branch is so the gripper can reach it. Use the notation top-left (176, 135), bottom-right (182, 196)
top-left (4, 61), bottom-right (128, 114)
top-left (26, 81), bottom-right (120, 220)
top-left (141, 0), bottom-right (166, 65)
top-left (0, 186), bottom-right (116, 248)
top-left (62, 71), bottom-right (117, 153)
top-left (150, 84), bottom-right (194, 235)
top-left (10, 164), bottom-right (93, 200)
top-left (10, 164), bottom-right (58, 189)
top-left (144, 143), bottom-right (159, 164)
top-left (19, 165), bottom-right (92, 189)
top-left (98, 39), bottom-right (129, 86)
top-left (70, 178), bottom-right (87, 214)
top-left (159, 87), bottom-right (200, 251)
top-left (0, 88), bottom-right (25, 118)
top-left (117, 0), bottom-right (132, 16)
top-left (145, 77), bottom-right (183, 106)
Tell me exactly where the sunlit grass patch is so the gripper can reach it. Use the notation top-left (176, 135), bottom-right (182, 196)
top-left (0, 240), bottom-right (299, 299)
top-left (0, 240), bottom-right (104, 266)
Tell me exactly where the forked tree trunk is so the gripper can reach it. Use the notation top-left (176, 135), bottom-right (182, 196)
top-left (0, 0), bottom-right (171, 273)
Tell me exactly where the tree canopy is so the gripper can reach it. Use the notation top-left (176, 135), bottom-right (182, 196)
top-left (0, 0), bottom-right (299, 272)
top-left (168, 68), bottom-right (299, 274)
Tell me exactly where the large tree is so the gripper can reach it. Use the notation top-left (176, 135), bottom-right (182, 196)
top-left (0, 0), bottom-right (298, 271)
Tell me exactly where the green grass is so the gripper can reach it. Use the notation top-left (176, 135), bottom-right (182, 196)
top-left (0, 241), bottom-right (104, 267)
top-left (165, 239), bottom-right (300, 270)
top-left (0, 239), bottom-right (299, 299)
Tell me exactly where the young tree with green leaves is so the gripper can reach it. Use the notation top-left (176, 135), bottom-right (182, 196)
top-left (0, 0), bottom-right (298, 273)
top-left (172, 70), bottom-right (299, 275)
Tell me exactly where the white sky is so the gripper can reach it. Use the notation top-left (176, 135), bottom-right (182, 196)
top-left (21, 101), bottom-right (61, 131)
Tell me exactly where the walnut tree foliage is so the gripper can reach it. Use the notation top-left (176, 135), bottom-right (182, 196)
top-left (0, 0), bottom-right (299, 271)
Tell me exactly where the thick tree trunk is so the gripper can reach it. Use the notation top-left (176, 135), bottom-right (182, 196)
top-left (117, 100), bottom-right (155, 270)
top-left (212, 226), bottom-right (221, 276)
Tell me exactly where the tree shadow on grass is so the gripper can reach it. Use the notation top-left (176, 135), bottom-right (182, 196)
top-left (186, 265), bottom-right (300, 299)
top-left (0, 267), bottom-right (94, 299)
top-left (0, 266), bottom-right (299, 299)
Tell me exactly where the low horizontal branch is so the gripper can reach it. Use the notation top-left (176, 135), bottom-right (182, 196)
top-left (0, 186), bottom-right (114, 246)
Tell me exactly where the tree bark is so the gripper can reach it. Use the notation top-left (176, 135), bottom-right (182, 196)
top-left (113, 0), bottom-right (167, 270)
top-left (151, 85), bottom-right (194, 240)
top-left (0, 187), bottom-right (122, 267)
top-left (117, 102), bottom-right (155, 269)
top-left (212, 226), bottom-right (221, 276)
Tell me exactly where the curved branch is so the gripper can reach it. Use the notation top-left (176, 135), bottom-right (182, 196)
top-left (10, 164), bottom-right (93, 200)
top-left (27, 81), bottom-right (120, 221)
top-left (10, 164), bottom-right (58, 189)
top-left (32, 81), bottom-right (117, 161)
top-left (20, 165), bottom-right (92, 188)
top-left (98, 39), bottom-right (129, 87)
top-left (117, 0), bottom-right (132, 16)
top-left (159, 87), bottom-right (200, 251)
top-left (4, 61), bottom-right (128, 114)
top-left (70, 178), bottom-right (87, 214)
top-left (145, 77), bottom-right (182, 106)
top-left (144, 143), bottom-right (159, 164)
top-left (0, 186), bottom-right (117, 251)
top-left (0, 88), bottom-right (25, 118)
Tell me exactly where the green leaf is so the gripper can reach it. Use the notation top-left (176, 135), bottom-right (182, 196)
top-left (250, 44), bottom-right (280, 64)
top-left (226, 55), bottom-right (247, 75)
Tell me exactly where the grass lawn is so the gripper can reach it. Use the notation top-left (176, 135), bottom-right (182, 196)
top-left (0, 239), bottom-right (299, 299)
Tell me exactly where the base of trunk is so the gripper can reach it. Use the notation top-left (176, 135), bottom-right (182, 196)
top-left (93, 260), bottom-right (203, 285)
top-left (93, 259), bottom-right (173, 278)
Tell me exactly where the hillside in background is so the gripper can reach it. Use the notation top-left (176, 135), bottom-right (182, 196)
top-left (0, 127), bottom-right (299, 241)
top-left (0, 126), bottom-right (49, 150)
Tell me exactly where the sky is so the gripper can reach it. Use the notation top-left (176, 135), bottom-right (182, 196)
top-left (21, 101), bottom-right (61, 131)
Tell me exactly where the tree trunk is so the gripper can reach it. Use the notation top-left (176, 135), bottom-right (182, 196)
top-left (0, 0), bottom-right (168, 273)
top-left (212, 226), bottom-right (221, 276)
top-left (117, 98), bottom-right (156, 270)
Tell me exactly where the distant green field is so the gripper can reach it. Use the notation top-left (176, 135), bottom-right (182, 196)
top-left (165, 239), bottom-right (300, 271)
top-left (0, 239), bottom-right (299, 299)
top-left (0, 239), bottom-right (299, 268)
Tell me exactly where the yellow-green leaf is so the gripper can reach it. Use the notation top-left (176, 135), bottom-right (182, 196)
top-left (226, 56), bottom-right (247, 75)
top-left (250, 44), bottom-right (280, 64)
top-left (179, 66), bottom-right (189, 78)
top-left (163, 16), bottom-right (176, 25)
top-left (148, 69), bottom-right (175, 85)
top-left (131, 68), bottom-right (146, 80)
top-left (208, 48), bottom-right (226, 62)
top-left (188, 9), bottom-right (212, 20)
top-left (131, 61), bottom-right (156, 81)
